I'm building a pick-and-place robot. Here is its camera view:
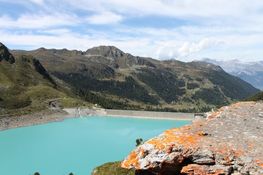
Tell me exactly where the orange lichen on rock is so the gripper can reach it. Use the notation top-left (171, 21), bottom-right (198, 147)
top-left (147, 127), bottom-right (200, 150)
top-left (180, 164), bottom-right (228, 175)
top-left (121, 151), bottom-right (139, 168)
top-left (122, 102), bottom-right (263, 175)
top-left (255, 160), bottom-right (263, 168)
top-left (181, 164), bottom-right (206, 175)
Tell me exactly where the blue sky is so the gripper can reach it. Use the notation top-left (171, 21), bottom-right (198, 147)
top-left (0, 0), bottom-right (263, 62)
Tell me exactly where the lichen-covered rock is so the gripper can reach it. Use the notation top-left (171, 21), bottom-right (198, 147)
top-left (122, 102), bottom-right (263, 175)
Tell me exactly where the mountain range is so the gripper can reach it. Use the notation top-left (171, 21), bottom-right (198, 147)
top-left (0, 42), bottom-right (259, 115)
top-left (202, 58), bottom-right (263, 90)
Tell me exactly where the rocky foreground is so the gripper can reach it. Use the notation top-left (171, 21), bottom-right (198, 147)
top-left (121, 102), bottom-right (263, 175)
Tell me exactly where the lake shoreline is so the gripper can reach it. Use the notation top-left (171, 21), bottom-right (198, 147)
top-left (0, 108), bottom-right (194, 131)
top-left (0, 109), bottom-right (73, 131)
top-left (104, 109), bottom-right (194, 121)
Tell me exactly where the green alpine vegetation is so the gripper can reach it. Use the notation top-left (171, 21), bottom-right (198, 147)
top-left (0, 42), bottom-right (260, 116)
top-left (92, 161), bottom-right (135, 175)
top-left (12, 45), bottom-right (259, 112)
top-left (0, 43), bottom-right (89, 116)
top-left (246, 91), bottom-right (263, 101)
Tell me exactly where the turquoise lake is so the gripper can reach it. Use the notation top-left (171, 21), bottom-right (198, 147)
top-left (0, 116), bottom-right (190, 175)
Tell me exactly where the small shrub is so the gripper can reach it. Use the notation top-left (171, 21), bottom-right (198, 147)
top-left (136, 138), bottom-right (144, 147)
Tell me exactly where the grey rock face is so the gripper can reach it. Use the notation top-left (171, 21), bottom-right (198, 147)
top-left (122, 102), bottom-right (263, 175)
top-left (0, 43), bottom-right (15, 64)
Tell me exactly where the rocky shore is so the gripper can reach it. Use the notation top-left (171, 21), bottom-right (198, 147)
top-left (0, 107), bottom-right (107, 131)
top-left (122, 102), bottom-right (263, 175)
top-left (0, 109), bottom-right (72, 131)
top-left (0, 108), bottom-right (194, 131)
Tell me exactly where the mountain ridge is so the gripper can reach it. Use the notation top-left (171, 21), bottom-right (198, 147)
top-left (11, 44), bottom-right (260, 112)
top-left (201, 58), bottom-right (263, 90)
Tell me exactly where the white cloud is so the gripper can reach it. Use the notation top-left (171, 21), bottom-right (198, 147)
top-left (177, 38), bottom-right (224, 57)
top-left (1, 27), bottom-right (263, 62)
top-left (0, 29), bottom-right (151, 54)
top-left (0, 13), bottom-right (78, 29)
top-left (0, 0), bottom-right (263, 61)
top-left (29, 0), bottom-right (44, 5)
top-left (0, 0), bottom-right (45, 6)
top-left (86, 11), bottom-right (123, 25)
top-left (57, 0), bottom-right (263, 19)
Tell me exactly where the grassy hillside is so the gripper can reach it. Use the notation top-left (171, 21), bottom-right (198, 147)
top-left (0, 43), bottom-right (89, 116)
top-left (12, 46), bottom-right (259, 112)
top-left (246, 91), bottom-right (263, 101)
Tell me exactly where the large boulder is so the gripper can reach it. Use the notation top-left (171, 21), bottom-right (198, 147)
top-left (122, 102), bottom-right (263, 175)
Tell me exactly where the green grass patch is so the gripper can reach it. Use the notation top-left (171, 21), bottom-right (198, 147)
top-left (92, 161), bottom-right (135, 175)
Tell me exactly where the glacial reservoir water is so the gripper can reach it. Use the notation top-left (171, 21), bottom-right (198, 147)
top-left (0, 116), bottom-right (190, 175)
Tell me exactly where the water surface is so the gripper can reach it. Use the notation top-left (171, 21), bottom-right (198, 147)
top-left (0, 116), bottom-right (190, 175)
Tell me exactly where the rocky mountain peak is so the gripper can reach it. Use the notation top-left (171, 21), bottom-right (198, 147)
top-left (0, 42), bottom-right (15, 64)
top-left (36, 47), bottom-right (47, 52)
top-left (85, 46), bottom-right (125, 59)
